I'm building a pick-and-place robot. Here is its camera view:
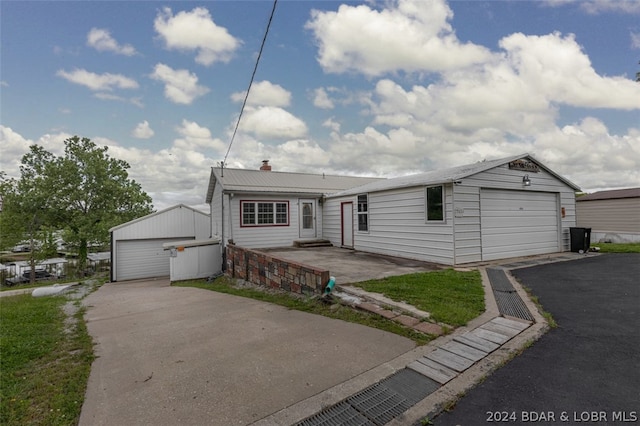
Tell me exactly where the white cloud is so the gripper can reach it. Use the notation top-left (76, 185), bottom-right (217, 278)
top-left (150, 63), bottom-right (210, 105)
top-left (499, 32), bottom-right (640, 110)
top-left (543, 0), bottom-right (640, 14)
top-left (312, 87), bottom-right (334, 109)
top-left (631, 32), bottom-right (640, 49)
top-left (56, 68), bottom-right (138, 91)
top-left (322, 118), bottom-right (341, 132)
top-left (231, 80), bottom-right (291, 107)
top-left (94, 92), bottom-right (144, 107)
top-left (238, 106), bottom-right (308, 139)
top-left (132, 121), bottom-right (154, 139)
top-left (154, 7), bottom-right (241, 66)
top-left (174, 119), bottom-right (226, 152)
top-left (305, 0), bottom-right (491, 76)
top-left (578, 0), bottom-right (640, 14)
top-left (87, 28), bottom-right (137, 56)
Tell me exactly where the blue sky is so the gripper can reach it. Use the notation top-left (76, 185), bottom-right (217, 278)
top-left (2, 0), bottom-right (639, 212)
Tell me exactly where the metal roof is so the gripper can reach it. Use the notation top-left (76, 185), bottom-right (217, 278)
top-left (109, 204), bottom-right (209, 232)
top-left (328, 153), bottom-right (581, 198)
top-left (577, 187), bottom-right (640, 201)
top-left (206, 167), bottom-right (383, 202)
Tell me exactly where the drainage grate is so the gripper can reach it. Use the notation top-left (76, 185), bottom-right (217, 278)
top-left (487, 268), bottom-right (535, 322)
top-left (295, 368), bottom-right (440, 426)
top-left (493, 290), bottom-right (534, 321)
top-left (347, 384), bottom-right (411, 425)
top-left (381, 367), bottom-right (440, 405)
top-left (295, 401), bottom-right (374, 426)
top-left (486, 268), bottom-right (515, 291)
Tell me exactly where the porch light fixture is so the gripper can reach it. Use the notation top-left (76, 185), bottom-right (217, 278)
top-left (523, 175), bottom-right (531, 186)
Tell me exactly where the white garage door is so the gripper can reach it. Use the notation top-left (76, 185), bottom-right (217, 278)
top-left (115, 238), bottom-right (192, 281)
top-left (481, 189), bottom-right (559, 261)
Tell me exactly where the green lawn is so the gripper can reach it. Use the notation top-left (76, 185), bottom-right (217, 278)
top-left (594, 242), bottom-right (640, 253)
top-left (175, 269), bottom-right (485, 343)
top-left (0, 294), bottom-right (94, 426)
top-left (174, 277), bottom-right (436, 345)
top-left (354, 269), bottom-right (485, 327)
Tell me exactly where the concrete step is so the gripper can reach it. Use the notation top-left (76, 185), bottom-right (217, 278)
top-left (293, 240), bottom-right (333, 248)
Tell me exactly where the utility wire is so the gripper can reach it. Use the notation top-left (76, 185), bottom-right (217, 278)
top-left (223, 0), bottom-right (278, 165)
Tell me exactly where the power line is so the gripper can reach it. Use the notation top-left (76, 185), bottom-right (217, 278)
top-left (223, 0), bottom-right (278, 166)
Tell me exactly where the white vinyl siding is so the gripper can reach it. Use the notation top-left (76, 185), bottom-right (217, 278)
top-left (226, 196), bottom-right (322, 248)
top-left (325, 186), bottom-right (455, 265)
top-left (111, 205), bottom-right (210, 281)
top-left (115, 238), bottom-right (191, 281)
top-left (452, 163), bottom-right (576, 264)
top-left (480, 189), bottom-right (559, 261)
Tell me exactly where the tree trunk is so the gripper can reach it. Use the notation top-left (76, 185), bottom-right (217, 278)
top-left (78, 239), bottom-right (88, 277)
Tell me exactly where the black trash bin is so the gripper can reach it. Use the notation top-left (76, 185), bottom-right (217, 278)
top-left (570, 227), bottom-right (592, 253)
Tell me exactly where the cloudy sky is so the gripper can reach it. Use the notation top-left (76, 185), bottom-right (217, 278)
top-left (2, 0), bottom-right (639, 212)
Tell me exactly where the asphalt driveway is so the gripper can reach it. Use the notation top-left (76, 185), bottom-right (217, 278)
top-left (434, 253), bottom-right (640, 425)
top-left (79, 278), bottom-right (415, 426)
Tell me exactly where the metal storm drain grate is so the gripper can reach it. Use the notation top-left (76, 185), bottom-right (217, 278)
top-left (295, 369), bottom-right (440, 426)
top-left (493, 290), bottom-right (535, 321)
top-left (295, 401), bottom-right (374, 426)
top-left (487, 268), bottom-right (535, 322)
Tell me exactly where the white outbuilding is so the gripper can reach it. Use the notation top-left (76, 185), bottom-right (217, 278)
top-left (110, 204), bottom-right (210, 282)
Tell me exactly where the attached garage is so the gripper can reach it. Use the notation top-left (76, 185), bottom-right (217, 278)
top-left (110, 204), bottom-right (210, 281)
top-left (481, 189), bottom-right (560, 261)
top-left (324, 153), bottom-right (580, 266)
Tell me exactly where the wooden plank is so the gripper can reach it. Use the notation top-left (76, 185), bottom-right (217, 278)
top-left (440, 341), bottom-right (487, 362)
top-left (492, 316), bottom-right (531, 331)
top-left (454, 334), bottom-right (500, 353)
top-left (425, 349), bottom-right (475, 372)
top-left (408, 359), bottom-right (455, 385)
top-left (480, 321), bottom-right (521, 338)
top-left (469, 328), bottom-right (510, 345)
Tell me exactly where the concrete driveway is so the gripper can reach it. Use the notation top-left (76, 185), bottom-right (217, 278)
top-left (434, 253), bottom-right (640, 425)
top-left (262, 246), bottom-right (443, 284)
top-left (80, 277), bottom-right (415, 426)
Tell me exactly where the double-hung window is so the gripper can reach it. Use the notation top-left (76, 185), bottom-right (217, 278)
top-left (357, 194), bottom-right (368, 232)
top-left (241, 201), bottom-right (289, 226)
top-left (426, 186), bottom-right (444, 222)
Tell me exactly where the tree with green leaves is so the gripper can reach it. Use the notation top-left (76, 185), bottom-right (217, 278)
top-left (1, 136), bottom-right (154, 280)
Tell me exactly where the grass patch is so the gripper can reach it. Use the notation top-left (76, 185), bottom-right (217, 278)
top-left (353, 269), bottom-right (485, 326)
top-left (0, 294), bottom-right (94, 426)
top-left (594, 243), bottom-right (640, 253)
top-left (173, 277), bottom-right (434, 345)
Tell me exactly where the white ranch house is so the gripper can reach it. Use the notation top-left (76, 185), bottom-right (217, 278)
top-left (207, 154), bottom-right (580, 266)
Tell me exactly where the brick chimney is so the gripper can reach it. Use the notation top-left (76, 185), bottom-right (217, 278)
top-left (260, 160), bottom-right (272, 171)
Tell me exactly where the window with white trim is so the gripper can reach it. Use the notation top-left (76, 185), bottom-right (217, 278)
top-left (426, 186), bottom-right (444, 222)
top-left (357, 194), bottom-right (368, 231)
top-left (241, 201), bottom-right (289, 226)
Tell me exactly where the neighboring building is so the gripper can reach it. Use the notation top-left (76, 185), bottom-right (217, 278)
top-left (207, 154), bottom-right (580, 265)
top-left (110, 204), bottom-right (210, 281)
top-left (205, 160), bottom-right (382, 248)
top-left (576, 187), bottom-right (640, 243)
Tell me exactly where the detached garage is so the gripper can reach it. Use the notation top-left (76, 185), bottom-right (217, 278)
top-left (324, 153), bottom-right (580, 265)
top-left (110, 204), bottom-right (210, 281)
